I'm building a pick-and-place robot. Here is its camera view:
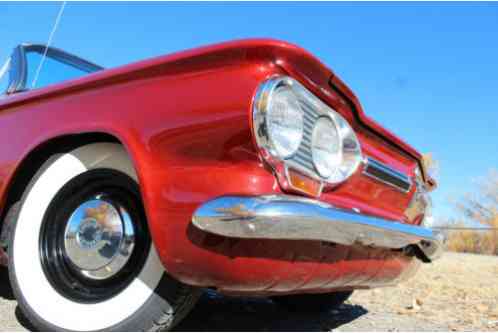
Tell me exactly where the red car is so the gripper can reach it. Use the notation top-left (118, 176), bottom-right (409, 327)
top-left (0, 40), bottom-right (442, 331)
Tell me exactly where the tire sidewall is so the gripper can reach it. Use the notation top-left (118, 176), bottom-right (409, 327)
top-left (8, 143), bottom-right (167, 331)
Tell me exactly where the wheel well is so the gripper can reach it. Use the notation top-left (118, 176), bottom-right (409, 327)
top-left (0, 133), bottom-right (121, 246)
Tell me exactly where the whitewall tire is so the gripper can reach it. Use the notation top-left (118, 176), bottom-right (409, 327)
top-left (8, 143), bottom-right (200, 331)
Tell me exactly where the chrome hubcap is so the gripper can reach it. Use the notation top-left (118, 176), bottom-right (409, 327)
top-left (63, 198), bottom-right (135, 280)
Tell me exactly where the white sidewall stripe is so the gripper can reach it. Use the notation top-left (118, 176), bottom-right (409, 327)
top-left (13, 143), bottom-right (164, 331)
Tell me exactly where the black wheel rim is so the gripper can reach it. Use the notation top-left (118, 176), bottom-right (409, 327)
top-left (39, 169), bottom-right (150, 303)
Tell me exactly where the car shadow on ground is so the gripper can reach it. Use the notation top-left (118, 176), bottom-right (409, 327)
top-left (176, 291), bottom-right (368, 332)
top-left (1, 268), bottom-right (367, 331)
top-left (0, 267), bottom-right (14, 300)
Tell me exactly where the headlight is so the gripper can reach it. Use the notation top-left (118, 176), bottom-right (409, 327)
top-left (253, 76), bottom-right (363, 196)
top-left (311, 113), bottom-right (362, 182)
top-left (265, 85), bottom-right (304, 158)
top-left (311, 117), bottom-right (342, 178)
top-left (332, 113), bottom-right (363, 182)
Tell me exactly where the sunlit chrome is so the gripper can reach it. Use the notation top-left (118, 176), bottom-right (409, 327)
top-left (252, 76), bottom-right (363, 195)
top-left (405, 167), bottom-right (433, 226)
top-left (363, 157), bottom-right (412, 193)
top-left (193, 195), bottom-right (444, 262)
top-left (63, 198), bottom-right (135, 280)
top-left (0, 57), bottom-right (11, 95)
top-left (252, 76), bottom-right (303, 159)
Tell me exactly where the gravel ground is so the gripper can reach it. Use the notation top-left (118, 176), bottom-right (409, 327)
top-left (1, 252), bottom-right (497, 331)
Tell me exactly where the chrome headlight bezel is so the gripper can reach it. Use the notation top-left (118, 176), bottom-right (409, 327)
top-left (252, 76), bottom-right (363, 195)
top-left (252, 77), bottom-right (304, 160)
top-left (311, 110), bottom-right (363, 182)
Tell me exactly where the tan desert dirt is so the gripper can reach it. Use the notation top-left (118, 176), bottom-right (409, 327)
top-left (0, 252), bottom-right (497, 331)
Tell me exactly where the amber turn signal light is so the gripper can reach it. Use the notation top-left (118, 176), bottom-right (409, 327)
top-left (287, 168), bottom-right (322, 197)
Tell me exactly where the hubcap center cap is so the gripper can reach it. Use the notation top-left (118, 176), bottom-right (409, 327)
top-left (76, 218), bottom-right (103, 249)
top-left (63, 198), bottom-right (135, 280)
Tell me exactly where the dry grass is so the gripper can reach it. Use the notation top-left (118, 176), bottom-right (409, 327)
top-left (443, 168), bottom-right (498, 255)
top-left (445, 216), bottom-right (498, 255)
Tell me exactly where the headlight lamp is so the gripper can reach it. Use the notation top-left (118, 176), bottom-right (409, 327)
top-left (266, 85), bottom-right (304, 158)
top-left (311, 117), bottom-right (342, 179)
top-left (311, 113), bottom-right (362, 182)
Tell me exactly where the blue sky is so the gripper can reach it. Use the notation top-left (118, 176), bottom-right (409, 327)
top-left (1, 2), bottom-right (497, 222)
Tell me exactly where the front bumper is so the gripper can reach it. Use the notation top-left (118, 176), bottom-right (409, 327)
top-left (192, 195), bottom-right (444, 262)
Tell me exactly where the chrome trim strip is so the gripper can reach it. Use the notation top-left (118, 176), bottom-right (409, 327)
top-left (192, 195), bottom-right (444, 262)
top-left (363, 157), bottom-right (412, 193)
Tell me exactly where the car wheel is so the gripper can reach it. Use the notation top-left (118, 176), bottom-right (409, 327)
top-left (272, 290), bottom-right (353, 313)
top-left (8, 143), bottom-right (201, 331)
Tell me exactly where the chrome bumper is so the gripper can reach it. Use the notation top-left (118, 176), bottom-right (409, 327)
top-left (192, 195), bottom-right (444, 262)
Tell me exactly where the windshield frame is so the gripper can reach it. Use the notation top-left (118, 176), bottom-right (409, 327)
top-left (0, 56), bottom-right (12, 94)
top-left (5, 43), bottom-right (104, 94)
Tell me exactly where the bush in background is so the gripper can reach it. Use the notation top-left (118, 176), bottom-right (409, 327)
top-left (444, 169), bottom-right (498, 255)
top-left (445, 219), bottom-right (498, 255)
